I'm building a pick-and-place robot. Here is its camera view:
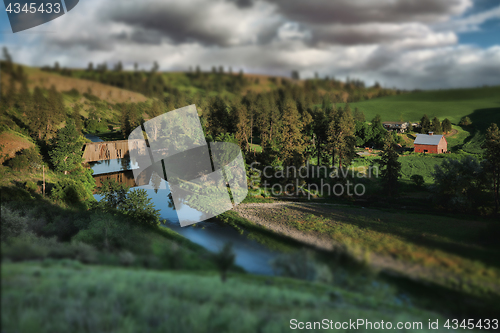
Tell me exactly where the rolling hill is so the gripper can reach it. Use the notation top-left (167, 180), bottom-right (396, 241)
top-left (342, 86), bottom-right (500, 153)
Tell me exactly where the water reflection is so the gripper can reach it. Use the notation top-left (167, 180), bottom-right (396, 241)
top-left (91, 156), bottom-right (284, 275)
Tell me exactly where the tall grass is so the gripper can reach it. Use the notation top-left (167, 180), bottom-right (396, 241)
top-left (2, 262), bottom-right (448, 333)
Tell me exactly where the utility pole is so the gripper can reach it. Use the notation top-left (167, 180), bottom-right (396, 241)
top-left (43, 165), bottom-right (45, 196)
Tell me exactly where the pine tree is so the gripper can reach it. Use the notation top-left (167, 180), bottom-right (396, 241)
top-left (353, 107), bottom-right (365, 122)
top-left (431, 116), bottom-right (442, 134)
top-left (234, 101), bottom-right (251, 151)
top-left (280, 99), bottom-right (304, 168)
top-left (49, 119), bottom-right (83, 175)
top-left (370, 114), bottom-right (386, 148)
top-left (312, 107), bottom-right (329, 165)
top-left (120, 105), bottom-right (132, 138)
top-left (2, 47), bottom-right (13, 74)
top-left (31, 87), bottom-right (49, 140)
top-left (484, 123), bottom-right (500, 212)
top-left (327, 104), bottom-right (355, 168)
top-left (420, 114), bottom-right (431, 133)
top-left (378, 132), bottom-right (402, 196)
top-left (148, 101), bottom-right (163, 141)
top-left (71, 104), bottom-right (83, 133)
top-left (441, 118), bottom-right (452, 134)
top-left (301, 109), bottom-right (314, 162)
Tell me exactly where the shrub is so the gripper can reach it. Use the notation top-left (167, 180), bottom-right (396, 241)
top-left (410, 174), bottom-right (425, 187)
top-left (1, 233), bottom-right (49, 261)
top-left (271, 249), bottom-right (317, 281)
top-left (65, 88), bottom-right (80, 98)
top-left (6, 148), bottom-right (42, 171)
top-left (50, 178), bottom-right (93, 208)
top-left (459, 116), bottom-right (472, 126)
top-left (2, 232), bottom-right (99, 264)
top-left (212, 242), bottom-right (235, 282)
top-left (41, 212), bottom-right (81, 242)
top-left (73, 213), bottom-right (148, 252)
top-left (25, 181), bottom-right (38, 192)
top-left (0, 205), bottom-right (28, 241)
top-left (118, 251), bottom-right (136, 266)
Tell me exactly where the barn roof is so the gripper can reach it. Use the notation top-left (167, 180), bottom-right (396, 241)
top-left (414, 134), bottom-right (444, 145)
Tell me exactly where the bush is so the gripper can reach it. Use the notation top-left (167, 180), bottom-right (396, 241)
top-left (0, 205), bottom-right (28, 241)
top-left (6, 148), bottom-right (42, 171)
top-left (410, 174), bottom-right (425, 187)
top-left (212, 242), bottom-right (235, 282)
top-left (271, 249), bottom-right (317, 281)
top-left (72, 213), bottom-right (148, 252)
top-left (1, 233), bottom-right (49, 261)
top-left (2, 233), bottom-right (99, 264)
top-left (459, 116), bottom-right (472, 126)
top-left (50, 178), bottom-right (93, 208)
top-left (25, 181), bottom-right (38, 192)
top-left (118, 251), bottom-right (136, 266)
top-left (65, 88), bottom-right (80, 98)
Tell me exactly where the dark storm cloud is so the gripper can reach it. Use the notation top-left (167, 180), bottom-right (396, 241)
top-left (115, 29), bottom-right (165, 46)
top-left (103, 0), bottom-right (280, 47)
top-left (107, 4), bottom-right (231, 46)
top-left (229, 0), bottom-right (255, 8)
top-left (266, 0), bottom-right (471, 25)
top-left (50, 36), bottom-right (115, 51)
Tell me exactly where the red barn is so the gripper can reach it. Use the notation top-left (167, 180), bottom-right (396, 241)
top-left (414, 133), bottom-right (447, 154)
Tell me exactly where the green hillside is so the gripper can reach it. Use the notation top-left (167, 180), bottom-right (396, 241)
top-left (343, 86), bottom-right (500, 153)
top-left (2, 262), bottom-right (449, 333)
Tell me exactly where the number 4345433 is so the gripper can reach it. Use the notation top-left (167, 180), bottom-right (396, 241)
top-left (6, 2), bottom-right (61, 14)
top-left (444, 319), bottom-right (498, 330)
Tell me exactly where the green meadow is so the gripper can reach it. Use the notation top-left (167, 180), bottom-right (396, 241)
top-left (343, 86), bottom-right (500, 153)
top-left (2, 262), bottom-right (456, 333)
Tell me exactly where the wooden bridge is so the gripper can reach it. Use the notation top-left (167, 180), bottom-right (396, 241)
top-left (82, 139), bottom-right (147, 163)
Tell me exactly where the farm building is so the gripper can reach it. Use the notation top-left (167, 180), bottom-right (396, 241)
top-left (413, 133), bottom-right (447, 154)
top-left (383, 121), bottom-right (408, 133)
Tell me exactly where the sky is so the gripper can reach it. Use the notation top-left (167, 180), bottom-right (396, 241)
top-left (1, 0), bottom-right (500, 90)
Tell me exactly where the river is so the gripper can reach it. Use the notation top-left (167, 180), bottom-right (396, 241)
top-left (86, 135), bottom-right (283, 275)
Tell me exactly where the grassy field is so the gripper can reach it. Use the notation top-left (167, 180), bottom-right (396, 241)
top-left (351, 153), bottom-right (456, 184)
top-left (232, 203), bottom-right (500, 300)
top-left (342, 86), bottom-right (500, 153)
top-left (2, 261), bottom-right (456, 333)
top-left (343, 86), bottom-right (500, 124)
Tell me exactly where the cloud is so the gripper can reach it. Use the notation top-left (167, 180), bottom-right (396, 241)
top-left (434, 4), bottom-right (500, 32)
top-left (2, 0), bottom-right (499, 90)
top-left (104, 0), bottom-right (281, 47)
top-left (307, 23), bottom-right (458, 48)
top-left (266, 0), bottom-right (472, 25)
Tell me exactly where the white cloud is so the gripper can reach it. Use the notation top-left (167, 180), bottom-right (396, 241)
top-left (1, 0), bottom-right (499, 89)
top-left (435, 5), bottom-right (500, 32)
